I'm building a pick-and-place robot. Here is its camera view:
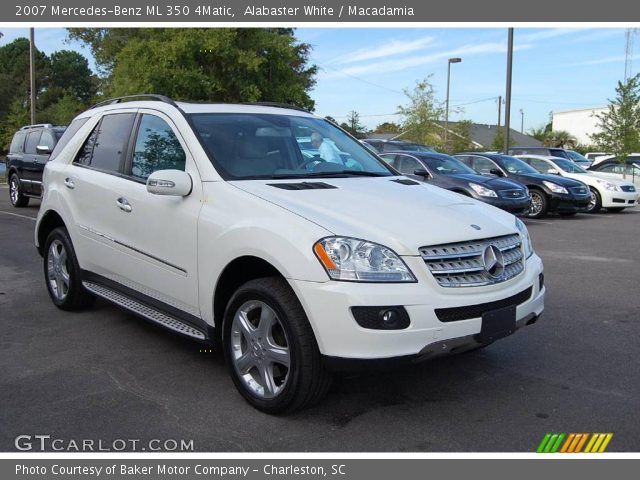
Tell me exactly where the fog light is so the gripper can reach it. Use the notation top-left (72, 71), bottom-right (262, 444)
top-left (351, 306), bottom-right (410, 330)
top-left (539, 273), bottom-right (545, 291)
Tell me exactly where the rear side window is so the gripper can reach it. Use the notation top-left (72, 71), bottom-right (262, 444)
top-left (131, 114), bottom-right (186, 180)
top-left (9, 132), bottom-right (26, 154)
top-left (25, 131), bottom-right (41, 154)
top-left (75, 113), bottom-right (136, 173)
top-left (50, 118), bottom-right (88, 160)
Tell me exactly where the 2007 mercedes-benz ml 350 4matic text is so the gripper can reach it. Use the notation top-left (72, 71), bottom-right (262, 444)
top-left (36, 95), bottom-right (545, 413)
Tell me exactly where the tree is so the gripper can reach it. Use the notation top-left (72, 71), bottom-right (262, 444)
top-left (48, 50), bottom-right (97, 103)
top-left (68, 28), bottom-right (317, 110)
top-left (40, 94), bottom-right (86, 125)
top-left (374, 121), bottom-right (401, 134)
top-left (546, 130), bottom-right (577, 148)
top-left (397, 77), bottom-right (445, 148)
top-left (0, 98), bottom-right (29, 152)
top-left (340, 110), bottom-right (365, 138)
top-left (449, 120), bottom-right (474, 153)
top-left (528, 125), bottom-right (547, 142)
top-left (590, 74), bottom-right (640, 178)
top-left (491, 127), bottom-right (516, 151)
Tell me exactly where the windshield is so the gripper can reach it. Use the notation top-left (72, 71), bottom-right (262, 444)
top-left (565, 150), bottom-right (590, 162)
top-left (554, 158), bottom-right (588, 173)
top-left (189, 113), bottom-right (393, 179)
top-left (495, 155), bottom-right (540, 174)
top-left (423, 155), bottom-right (477, 175)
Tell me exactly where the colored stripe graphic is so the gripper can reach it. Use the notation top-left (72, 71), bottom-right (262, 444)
top-left (539, 433), bottom-right (613, 453)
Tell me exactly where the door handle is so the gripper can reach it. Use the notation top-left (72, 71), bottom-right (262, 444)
top-left (116, 197), bottom-right (132, 213)
top-left (64, 178), bottom-right (75, 189)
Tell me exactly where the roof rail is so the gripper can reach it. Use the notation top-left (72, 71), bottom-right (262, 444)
top-left (20, 123), bottom-right (53, 130)
top-left (89, 94), bottom-right (178, 110)
top-left (243, 102), bottom-right (311, 113)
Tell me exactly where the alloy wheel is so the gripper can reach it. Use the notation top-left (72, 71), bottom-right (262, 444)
top-left (230, 300), bottom-right (291, 399)
top-left (9, 177), bottom-right (19, 204)
top-left (529, 192), bottom-right (543, 216)
top-left (47, 240), bottom-right (70, 301)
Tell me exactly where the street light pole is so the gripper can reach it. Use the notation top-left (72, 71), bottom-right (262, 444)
top-left (497, 95), bottom-right (502, 128)
top-left (29, 28), bottom-right (36, 124)
top-left (503, 28), bottom-right (514, 153)
top-left (520, 109), bottom-right (524, 133)
top-left (444, 57), bottom-right (462, 150)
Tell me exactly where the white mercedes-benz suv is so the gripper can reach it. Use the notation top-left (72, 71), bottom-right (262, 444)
top-left (36, 95), bottom-right (545, 412)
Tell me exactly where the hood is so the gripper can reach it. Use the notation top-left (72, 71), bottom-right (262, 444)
top-left (447, 173), bottom-right (524, 190)
top-left (515, 172), bottom-right (585, 187)
top-left (230, 176), bottom-right (518, 256)
top-left (584, 172), bottom-right (635, 187)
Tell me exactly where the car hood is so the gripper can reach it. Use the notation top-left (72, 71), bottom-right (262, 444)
top-left (515, 172), bottom-right (584, 187)
top-left (230, 177), bottom-right (518, 256)
top-left (447, 173), bottom-right (524, 190)
top-left (575, 172), bottom-right (636, 187)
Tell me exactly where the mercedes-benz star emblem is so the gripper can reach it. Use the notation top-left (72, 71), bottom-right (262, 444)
top-left (482, 244), bottom-right (505, 278)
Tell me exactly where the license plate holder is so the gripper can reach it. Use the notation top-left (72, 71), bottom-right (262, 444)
top-left (477, 305), bottom-right (517, 344)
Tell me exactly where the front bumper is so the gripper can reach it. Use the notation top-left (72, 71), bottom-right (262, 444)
top-left (478, 195), bottom-right (532, 214)
top-left (600, 189), bottom-right (638, 208)
top-left (549, 192), bottom-right (591, 212)
top-left (290, 254), bottom-right (545, 361)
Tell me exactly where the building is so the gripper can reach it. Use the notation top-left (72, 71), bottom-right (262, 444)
top-left (369, 122), bottom-right (543, 149)
top-left (552, 107), bottom-right (607, 145)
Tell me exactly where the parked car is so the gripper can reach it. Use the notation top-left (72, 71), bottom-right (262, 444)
top-left (379, 151), bottom-right (531, 215)
top-left (588, 157), bottom-right (640, 188)
top-left (516, 155), bottom-right (638, 213)
top-left (454, 153), bottom-right (591, 218)
top-left (5, 123), bottom-right (66, 207)
top-left (36, 95), bottom-right (545, 413)
top-left (506, 146), bottom-right (591, 168)
top-left (362, 139), bottom-right (436, 154)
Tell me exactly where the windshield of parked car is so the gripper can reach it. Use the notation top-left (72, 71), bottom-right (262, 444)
top-left (494, 155), bottom-right (540, 175)
top-left (553, 158), bottom-right (589, 173)
top-left (190, 113), bottom-right (394, 179)
top-left (565, 150), bottom-right (590, 162)
top-left (423, 155), bottom-right (477, 175)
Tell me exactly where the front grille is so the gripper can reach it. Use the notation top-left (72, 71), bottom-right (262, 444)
top-left (420, 234), bottom-right (524, 287)
top-left (620, 185), bottom-right (636, 192)
top-left (435, 287), bottom-right (533, 322)
top-left (570, 186), bottom-right (589, 195)
top-left (498, 188), bottom-right (527, 199)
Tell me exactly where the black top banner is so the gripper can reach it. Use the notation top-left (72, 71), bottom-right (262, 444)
top-left (3, 0), bottom-right (638, 22)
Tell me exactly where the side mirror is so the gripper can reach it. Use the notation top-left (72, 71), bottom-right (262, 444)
top-left (36, 145), bottom-right (52, 155)
top-left (548, 168), bottom-right (560, 175)
top-left (489, 168), bottom-right (504, 177)
top-left (414, 168), bottom-right (431, 178)
top-left (146, 170), bottom-right (192, 197)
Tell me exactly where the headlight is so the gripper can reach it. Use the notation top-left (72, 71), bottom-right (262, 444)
top-left (542, 180), bottom-right (568, 194)
top-left (313, 237), bottom-right (416, 282)
top-left (515, 217), bottom-right (534, 259)
top-left (595, 178), bottom-right (620, 191)
top-left (469, 182), bottom-right (498, 198)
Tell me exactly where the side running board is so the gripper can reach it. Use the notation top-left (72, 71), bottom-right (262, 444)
top-left (82, 281), bottom-right (207, 340)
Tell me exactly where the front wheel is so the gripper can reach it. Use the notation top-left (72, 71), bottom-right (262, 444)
top-left (585, 188), bottom-right (602, 213)
top-left (43, 227), bottom-right (94, 310)
top-left (223, 277), bottom-right (331, 413)
top-left (526, 190), bottom-right (548, 219)
top-left (9, 174), bottom-right (29, 207)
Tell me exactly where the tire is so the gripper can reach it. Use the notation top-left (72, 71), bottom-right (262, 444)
top-left (558, 212), bottom-right (577, 217)
top-left (586, 187), bottom-right (602, 213)
top-left (43, 227), bottom-right (94, 311)
top-left (9, 173), bottom-right (29, 207)
top-left (223, 277), bottom-right (331, 413)
top-left (607, 207), bottom-right (625, 213)
top-left (526, 189), bottom-right (548, 219)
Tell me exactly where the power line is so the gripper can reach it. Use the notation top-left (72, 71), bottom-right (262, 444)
top-left (319, 63), bottom-right (405, 95)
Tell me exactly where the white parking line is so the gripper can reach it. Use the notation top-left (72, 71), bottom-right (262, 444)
top-left (0, 211), bottom-right (36, 221)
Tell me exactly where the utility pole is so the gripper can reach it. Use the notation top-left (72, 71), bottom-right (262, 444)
top-left (29, 28), bottom-right (36, 124)
top-left (497, 95), bottom-right (502, 127)
top-left (520, 109), bottom-right (524, 133)
top-left (503, 28), bottom-right (514, 153)
top-left (444, 57), bottom-right (462, 150)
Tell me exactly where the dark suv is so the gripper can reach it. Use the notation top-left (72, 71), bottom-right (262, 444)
top-left (6, 123), bottom-right (66, 207)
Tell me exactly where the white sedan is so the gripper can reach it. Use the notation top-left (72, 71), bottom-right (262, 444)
top-left (516, 155), bottom-right (638, 213)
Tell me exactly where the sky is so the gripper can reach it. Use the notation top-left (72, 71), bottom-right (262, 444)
top-left (0, 27), bottom-right (636, 132)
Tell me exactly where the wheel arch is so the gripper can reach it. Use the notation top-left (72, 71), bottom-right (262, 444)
top-left (36, 209), bottom-right (67, 257)
top-left (213, 255), bottom-right (286, 342)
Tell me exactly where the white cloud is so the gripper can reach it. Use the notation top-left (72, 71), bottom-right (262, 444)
top-left (334, 36), bottom-right (435, 64)
top-left (516, 28), bottom-right (587, 43)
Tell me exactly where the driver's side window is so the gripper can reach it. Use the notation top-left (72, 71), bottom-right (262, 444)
top-left (397, 156), bottom-right (422, 175)
top-left (472, 157), bottom-right (498, 174)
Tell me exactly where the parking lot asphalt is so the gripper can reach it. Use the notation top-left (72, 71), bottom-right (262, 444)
top-left (0, 186), bottom-right (638, 452)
